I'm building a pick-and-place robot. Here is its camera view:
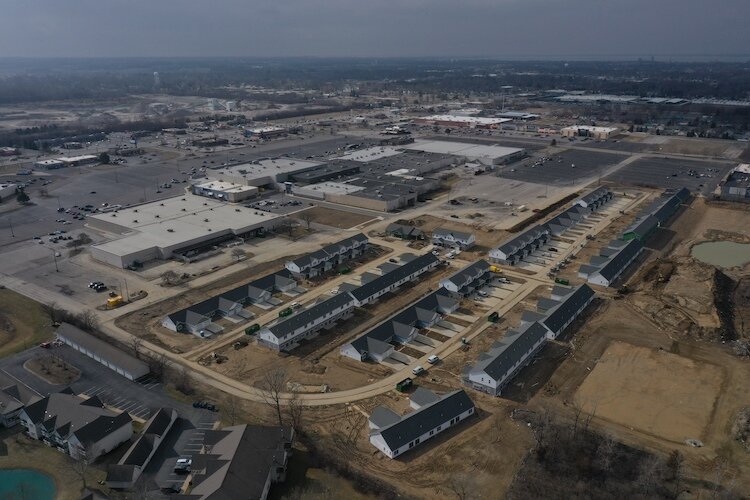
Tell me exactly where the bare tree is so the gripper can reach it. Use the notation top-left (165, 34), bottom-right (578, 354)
top-left (666, 449), bottom-right (685, 496)
top-left (44, 301), bottom-right (59, 324)
top-left (636, 455), bottom-right (664, 495)
top-left (340, 404), bottom-right (365, 448)
top-left (595, 433), bottom-right (617, 472)
top-left (447, 473), bottom-right (474, 500)
top-left (285, 389), bottom-right (305, 432)
top-left (65, 446), bottom-right (92, 491)
top-left (76, 310), bottom-right (99, 331)
top-left (130, 336), bottom-right (144, 359)
top-left (261, 368), bottom-right (287, 427)
top-left (301, 212), bottom-right (314, 231)
top-left (173, 365), bottom-right (194, 395)
top-left (160, 270), bottom-right (179, 286)
top-left (225, 394), bottom-right (242, 426)
top-left (230, 248), bottom-right (246, 261)
top-left (149, 352), bottom-right (170, 381)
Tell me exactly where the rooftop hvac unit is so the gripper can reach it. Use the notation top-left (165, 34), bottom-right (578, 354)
top-left (133, 220), bottom-right (138, 223)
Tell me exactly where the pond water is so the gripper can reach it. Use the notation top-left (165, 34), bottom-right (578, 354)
top-left (0, 469), bottom-right (56, 500)
top-left (691, 241), bottom-right (750, 267)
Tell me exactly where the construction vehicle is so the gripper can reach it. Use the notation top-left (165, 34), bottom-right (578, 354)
top-left (106, 295), bottom-right (123, 308)
top-left (489, 265), bottom-right (502, 273)
top-left (232, 340), bottom-right (249, 350)
top-left (554, 278), bottom-right (570, 286)
top-left (278, 307), bottom-right (293, 318)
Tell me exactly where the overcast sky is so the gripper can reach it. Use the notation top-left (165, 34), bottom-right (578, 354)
top-left (1, 0), bottom-right (748, 59)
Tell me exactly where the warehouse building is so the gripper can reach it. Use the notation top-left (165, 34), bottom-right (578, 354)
top-left (191, 180), bottom-right (259, 202)
top-left (341, 289), bottom-right (458, 362)
top-left (720, 164), bottom-right (750, 203)
top-left (90, 195), bottom-right (283, 268)
top-left (560, 126), bottom-right (620, 140)
top-left (440, 260), bottom-right (492, 297)
top-left (406, 140), bottom-right (525, 165)
top-left (56, 323), bottom-right (150, 381)
top-left (0, 182), bottom-right (17, 202)
top-left (35, 159), bottom-right (65, 169)
top-left (211, 158), bottom-right (323, 188)
top-left (368, 389), bottom-right (475, 459)
top-left (412, 114), bottom-right (511, 129)
top-left (578, 239), bottom-right (644, 287)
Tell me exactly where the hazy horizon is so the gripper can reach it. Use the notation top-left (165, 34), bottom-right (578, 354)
top-left (1, 0), bottom-right (748, 60)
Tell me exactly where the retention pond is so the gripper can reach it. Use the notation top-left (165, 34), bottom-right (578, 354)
top-left (0, 469), bottom-right (56, 500)
top-left (691, 241), bottom-right (750, 267)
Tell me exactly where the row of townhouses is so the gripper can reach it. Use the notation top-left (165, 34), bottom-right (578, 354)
top-left (259, 252), bottom-right (441, 351)
top-left (340, 288), bottom-right (459, 362)
top-left (578, 239), bottom-right (644, 287)
top-left (622, 187), bottom-right (690, 242)
top-left (0, 373), bottom-right (40, 428)
top-left (489, 186), bottom-right (613, 265)
top-left (466, 284), bottom-right (595, 396)
top-left (369, 388), bottom-right (475, 459)
top-left (439, 259), bottom-right (493, 297)
top-left (285, 233), bottom-right (369, 278)
top-left (162, 269), bottom-right (298, 337)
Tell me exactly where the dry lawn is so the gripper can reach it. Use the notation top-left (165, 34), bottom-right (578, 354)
top-left (299, 206), bottom-right (377, 229)
top-left (575, 341), bottom-right (723, 443)
top-left (0, 289), bottom-right (54, 359)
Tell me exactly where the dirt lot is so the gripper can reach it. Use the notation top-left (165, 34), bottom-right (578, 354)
top-left (24, 355), bottom-right (81, 386)
top-left (0, 288), bottom-right (54, 359)
top-left (575, 341), bottom-right (723, 443)
top-left (298, 206), bottom-right (378, 229)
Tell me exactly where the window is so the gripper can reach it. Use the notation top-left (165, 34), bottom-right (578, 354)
top-left (437, 426), bottom-right (441, 431)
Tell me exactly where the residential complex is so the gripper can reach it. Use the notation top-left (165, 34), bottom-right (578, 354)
top-left (431, 228), bottom-right (476, 250)
top-left (285, 233), bottom-right (368, 278)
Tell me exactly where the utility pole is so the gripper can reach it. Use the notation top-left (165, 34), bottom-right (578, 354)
top-left (9, 216), bottom-right (14, 237)
top-left (51, 249), bottom-right (59, 272)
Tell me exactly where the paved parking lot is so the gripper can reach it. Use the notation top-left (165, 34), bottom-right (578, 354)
top-left (604, 156), bottom-right (732, 195)
top-left (495, 149), bottom-right (624, 186)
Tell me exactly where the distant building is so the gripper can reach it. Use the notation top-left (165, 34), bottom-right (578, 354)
top-left (560, 126), bottom-right (620, 140)
top-left (720, 164), bottom-right (750, 203)
top-left (0, 146), bottom-right (18, 156)
top-left (35, 159), bottom-right (65, 169)
top-left (0, 182), bottom-right (17, 202)
top-left (385, 223), bottom-right (424, 240)
top-left (285, 233), bottom-right (369, 279)
top-left (412, 115), bottom-right (511, 129)
top-left (244, 126), bottom-right (287, 139)
top-left (192, 180), bottom-right (259, 203)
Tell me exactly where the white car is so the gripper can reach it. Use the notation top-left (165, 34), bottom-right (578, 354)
top-left (427, 355), bottom-right (439, 364)
top-left (412, 365), bottom-right (425, 375)
top-left (174, 458), bottom-right (192, 473)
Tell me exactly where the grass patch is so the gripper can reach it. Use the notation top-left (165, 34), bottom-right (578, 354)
top-left (0, 289), bottom-right (54, 359)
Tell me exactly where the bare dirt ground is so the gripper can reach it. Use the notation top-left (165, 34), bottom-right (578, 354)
top-left (656, 137), bottom-right (743, 158)
top-left (575, 340), bottom-right (723, 442)
top-left (298, 206), bottom-right (378, 229)
top-left (0, 288), bottom-right (54, 358)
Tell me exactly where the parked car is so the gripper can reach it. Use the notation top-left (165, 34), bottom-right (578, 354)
top-left (173, 458), bottom-right (192, 473)
top-left (427, 355), bottom-right (440, 364)
top-left (412, 365), bottom-right (425, 375)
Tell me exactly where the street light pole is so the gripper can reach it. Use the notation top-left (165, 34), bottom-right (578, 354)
top-left (51, 249), bottom-right (59, 272)
top-left (9, 216), bottom-right (14, 238)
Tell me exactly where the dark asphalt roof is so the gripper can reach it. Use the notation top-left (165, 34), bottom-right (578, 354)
top-left (369, 406), bottom-right (401, 429)
top-left (441, 259), bottom-right (489, 290)
top-left (189, 425), bottom-right (293, 500)
top-left (56, 323), bottom-right (150, 379)
top-left (541, 284), bottom-right (595, 334)
top-left (375, 390), bottom-right (474, 452)
top-left (106, 464), bottom-right (136, 483)
top-left (595, 239), bottom-right (643, 281)
top-left (577, 186), bottom-right (611, 205)
top-left (495, 225), bottom-right (549, 256)
top-left (432, 227), bottom-right (473, 241)
top-left (351, 253), bottom-right (438, 303)
top-left (624, 214), bottom-right (659, 238)
top-left (471, 322), bottom-right (548, 381)
top-left (267, 292), bottom-right (356, 339)
top-left (288, 233), bottom-right (368, 269)
top-left (74, 411), bottom-right (132, 446)
top-left (167, 269), bottom-right (295, 326)
top-left (347, 288), bottom-right (457, 357)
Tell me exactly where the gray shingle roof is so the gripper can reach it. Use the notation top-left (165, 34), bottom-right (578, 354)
top-left (441, 259), bottom-right (490, 290)
top-left (541, 284), bottom-right (595, 334)
top-left (374, 390), bottom-right (474, 452)
top-left (351, 253), bottom-right (438, 303)
top-left (267, 292), bottom-right (355, 339)
top-left (624, 214), bottom-right (659, 238)
top-left (595, 239), bottom-right (643, 281)
top-left (471, 322), bottom-right (548, 381)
